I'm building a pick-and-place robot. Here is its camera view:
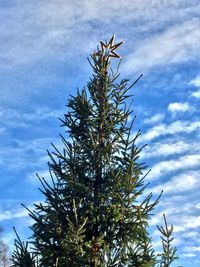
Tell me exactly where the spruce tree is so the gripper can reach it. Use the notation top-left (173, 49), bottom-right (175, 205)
top-left (12, 36), bottom-right (178, 267)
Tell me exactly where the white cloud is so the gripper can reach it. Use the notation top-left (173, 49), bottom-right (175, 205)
top-left (190, 75), bottom-right (200, 88)
top-left (0, 137), bottom-right (55, 170)
top-left (189, 75), bottom-right (200, 99)
top-left (0, 0), bottom-right (199, 72)
top-left (144, 113), bottom-right (164, 124)
top-left (181, 253), bottom-right (196, 257)
top-left (182, 231), bottom-right (200, 238)
top-left (184, 216), bottom-right (200, 229)
top-left (141, 139), bottom-right (200, 159)
top-left (191, 90), bottom-right (200, 99)
top-left (168, 102), bottom-right (190, 113)
top-left (140, 120), bottom-right (200, 142)
top-left (123, 18), bottom-right (200, 74)
top-left (184, 246), bottom-right (200, 252)
top-left (147, 171), bottom-right (199, 198)
top-left (0, 209), bottom-right (28, 221)
top-left (0, 107), bottom-right (64, 129)
top-left (148, 156), bottom-right (200, 180)
top-left (0, 0), bottom-right (199, 109)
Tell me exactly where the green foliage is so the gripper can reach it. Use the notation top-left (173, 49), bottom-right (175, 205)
top-left (11, 227), bottom-right (36, 267)
top-left (11, 36), bottom-right (180, 266)
top-left (157, 214), bottom-right (178, 267)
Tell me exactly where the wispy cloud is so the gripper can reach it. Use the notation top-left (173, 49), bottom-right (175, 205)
top-left (139, 120), bottom-right (200, 142)
top-left (149, 198), bottom-right (200, 238)
top-left (189, 75), bottom-right (200, 99)
top-left (148, 155), bottom-right (200, 180)
top-left (175, 216), bottom-right (200, 232)
top-left (181, 253), bottom-right (196, 258)
top-left (123, 18), bottom-right (200, 74)
top-left (190, 75), bottom-right (200, 88)
top-left (148, 170), bottom-right (199, 192)
top-left (0, 0), bottom-right (200, 113)
top-left (144, 113), bottom-right (164, 125)
top-left (0, 0), bottom-right (199, 72)
top-left (0, 137), bottom-right (57, 170)
top-left (0, 209), bottom-right (28, 222)
top-left (184, 247), bottom-right (200, 252)
top-left (0, 107), bottom-right (63, 130)
top-left (191, 91), bottom-right (200, 99)
top-left (168, 102), bottom-right (190, 113)
top-left (141, 139), bottom-right (200, 159)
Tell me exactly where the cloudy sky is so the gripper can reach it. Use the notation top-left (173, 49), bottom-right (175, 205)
top-left (0, 0), bottom-right (200, 265)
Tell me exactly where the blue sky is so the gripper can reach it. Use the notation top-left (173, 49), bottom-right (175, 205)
top-left (0, 0), bottom-right (200, 266)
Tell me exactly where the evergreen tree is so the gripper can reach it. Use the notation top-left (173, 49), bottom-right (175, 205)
top-left (11, 227), bottom-right (36, 267)
top-left (12, 36), bottom-right (178, 267)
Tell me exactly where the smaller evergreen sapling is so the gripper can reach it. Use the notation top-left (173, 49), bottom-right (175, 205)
top-left (157, 214), bottom-right (178, 267)
top-left (11, 227), bottom-right (36, 267)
